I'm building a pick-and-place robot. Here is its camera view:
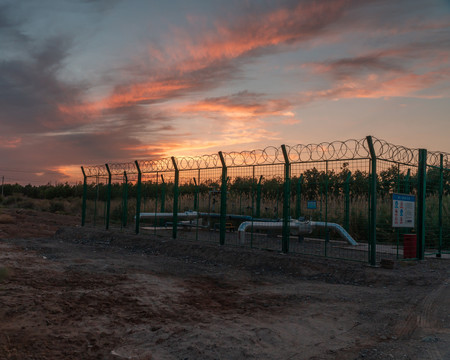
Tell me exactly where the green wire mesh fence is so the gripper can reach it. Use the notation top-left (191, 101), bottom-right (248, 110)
top-left (81, 136), bottom-right (450, 265)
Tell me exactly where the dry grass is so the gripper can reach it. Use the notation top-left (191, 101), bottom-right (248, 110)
top-left (0, 214), bottom-right (15, 224)
top-left (0, 267), bottom-right (9, 282)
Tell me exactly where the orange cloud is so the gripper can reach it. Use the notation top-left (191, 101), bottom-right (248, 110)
top-left (165, 0), bottom-right (352, 67)
top-left (281, 118), bottom-right (301, 125)
top-left (303, 68), bottom-right (450, 101)
top-left (180, 91), bottom-right (293, 120)
top-left (57, 79), bottom-right (193, 117)
top-left (51, 165), bottom-right (83, 182)
top-left (61, 1), bottom-right (354, 115)
top-left (0, 136), bottom-right (22, 148)
top-left (104, 80), bottom-right (193, 109)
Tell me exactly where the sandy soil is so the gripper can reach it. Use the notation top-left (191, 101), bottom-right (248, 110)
top-left (0, 208), bottom-right (449, 359)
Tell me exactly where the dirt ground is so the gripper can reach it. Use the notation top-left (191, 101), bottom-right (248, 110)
top-left (0, 208), bottom-right (449, 360)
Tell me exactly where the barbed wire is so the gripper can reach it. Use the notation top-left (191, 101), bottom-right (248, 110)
top-left (81, 137), bottom-right (449, 177)
top-left (427, 151), bottom-right (450, 168)
top-left (371, 138), bottom-right (419, 165)
top-left (83, 165), bottom-right (108, 177)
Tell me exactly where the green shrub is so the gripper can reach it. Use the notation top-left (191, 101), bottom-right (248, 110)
top-left (18, 200), bottom-right (35, 209)
top-left (3, 196), bottom-right (19, 206)
top-left (49, 201), bottom-right (65, 213)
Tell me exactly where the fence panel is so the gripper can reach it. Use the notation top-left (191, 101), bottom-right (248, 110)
top-left (80, 137), bottom-right (449, 265)
top-left (375, 160), bottom-right (419, 261)
top-left (425, 162), bottom-right (450, 257)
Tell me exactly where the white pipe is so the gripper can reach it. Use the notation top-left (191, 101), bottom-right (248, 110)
top-left (238, 220), bottom-right (357, 246)
top-left (237, 220), bottom-right (294, 244)
top-left (139, 211), bottom-right (198, 219)
top-left (310, 221), bottom-right (358, 246)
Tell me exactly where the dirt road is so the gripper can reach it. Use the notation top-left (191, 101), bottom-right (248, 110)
top-left (0, 209), bottom-right (449, 359)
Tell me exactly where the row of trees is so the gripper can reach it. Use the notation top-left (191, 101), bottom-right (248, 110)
top-left (2, 165), bottom-right (449, 201)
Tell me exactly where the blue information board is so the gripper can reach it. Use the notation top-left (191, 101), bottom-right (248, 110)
top-left (307, 200), bottom-right (317, 210)
top-left (392, 193), bottom-right (415, 228)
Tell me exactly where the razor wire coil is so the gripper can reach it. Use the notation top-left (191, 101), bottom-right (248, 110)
top-left (81, 137), bottom-right (449, 177)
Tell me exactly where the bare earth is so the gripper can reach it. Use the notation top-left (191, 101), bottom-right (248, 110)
top-left (0, 209), bottom-right (449, 360)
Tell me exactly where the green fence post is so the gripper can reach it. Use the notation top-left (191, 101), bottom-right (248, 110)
top-left (219, 152), bottom-right (227, 246)
top-left (438, 154), bottom-right (444, 257)
top-left (251, 167), bottom-right (256, 247)
top-left (105, 164), bottom-right (112, 230)
top-left (93, 175), bottom-right (99, 227)
top-left (417, 149), bottom-right (427, 260)
top-left (153, 172), bottom-right (158, 234)
top-left (193, 177), bottom-right (198, 211)
top-left (172, 157), bottom-right (179, 239)
top-left (194, 175), bottom-right (200, 242)
top-left (256, 175), bottom-right (263, 218)
top-left (296, 175), bottom-right (303, 219)
top-left (366, 136), bottom-right (377, 266)
top-left (324, 172), bottom-right (329, 257)
top-left (325, 169), bottom-right (329, 240)
top-left (160, 174), bottom-right (166, 213)
top-left (81, 167), bottom-right (87, 226)
top-left (135, 160), bottom-right (142, 234)
top-left (281, 145), bottom-right (290, 253)
top-left (122, 171), bottom-right (128, 228)
top-left (344, 171), bottom-right (351, 231)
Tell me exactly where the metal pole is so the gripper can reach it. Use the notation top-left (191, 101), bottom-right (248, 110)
top-left (193, 177), bottom-right (198, 211)
top-left (154, 172), bottom-right (158, 234)
top-left (438, 154), bottom-right (443, 257)
top-left (281, 144), bottom-right (290, 253)
top-left (366, 135), bottom-right (377, 266)
top-left (344, 171), bottom-right (351, 231)
top-left (135, 160), bottom-right (142, 234)
top-left (105, 164), bottom-right (112, 230)
top-left (160, 174), bottom-right (166, 213)
top-left (251, 167), bottom-right (255, 247)
top-left (194, 174), bottom-right (200, 242)
top-left (324, 172), bottom-right (329, 257)
top-left (122, 171), bottom-right (128, 228)
top-left (417, 149), bottom-right (427, 260)
top-left (219, 151), bottom-right (227, 246)
top-left (94, 174), bottom-right (99, 227)
top-left (296, 175), bottom-right (303, 219)
top-left (172, 157), bottom-right (179, 239)
top-left (396, 164), bottom-right (400, 259)
top-left (1, 175), bottom-right (4, 197)
top-left (325, 162), bottom-right (329, 244)
top-left (81, 167), bottom-right (87, 226)
top-left (256, 175), bottom-right (263, 218)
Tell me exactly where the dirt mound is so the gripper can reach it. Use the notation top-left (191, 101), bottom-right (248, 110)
top-left (0, 208), bottom-right (78, 239)
top-left (55, 226), bottom-right (449, 288)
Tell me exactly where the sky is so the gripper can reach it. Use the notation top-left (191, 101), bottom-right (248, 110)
top-left (1, 0), bottom-right (449, 184)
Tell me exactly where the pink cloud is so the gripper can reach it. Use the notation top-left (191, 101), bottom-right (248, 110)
top-left (0, 136), bottom-right (22, 148)
top-left (180, 91), bottom-right (293, 120)
top-left (281, 118), bottom-right (301, 125)
top-left (302, 68), bottom-right (450, 101)
top-left (63, 1), bottom-right (356, 114)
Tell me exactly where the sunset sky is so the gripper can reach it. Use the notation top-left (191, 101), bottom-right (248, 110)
top-left (1, 0), bottom-right (450, 184)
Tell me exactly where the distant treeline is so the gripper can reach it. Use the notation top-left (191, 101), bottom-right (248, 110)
top-left (2, 165), bottom-right (449, 200)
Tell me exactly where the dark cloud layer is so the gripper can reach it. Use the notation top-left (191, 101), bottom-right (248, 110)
top-left (1, 0), bottom-right (448, 183)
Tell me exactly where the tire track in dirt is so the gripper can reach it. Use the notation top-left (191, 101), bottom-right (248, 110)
top-left (395, 277), bottom-right (450, 360)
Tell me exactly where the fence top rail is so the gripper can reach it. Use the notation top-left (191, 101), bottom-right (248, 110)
top-left (81, 136), bottom-right (449, 176)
